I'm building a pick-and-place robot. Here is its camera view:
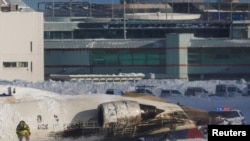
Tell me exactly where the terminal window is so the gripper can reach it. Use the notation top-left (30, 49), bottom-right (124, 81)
top-left (3, 62), bottom-right (28, 68)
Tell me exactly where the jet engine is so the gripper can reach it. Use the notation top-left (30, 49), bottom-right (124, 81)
top-left (97, 100), bottom-right (164, 129)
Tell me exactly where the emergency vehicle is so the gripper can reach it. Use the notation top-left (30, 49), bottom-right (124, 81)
top-left (208, 107), bottom-right (246, 125)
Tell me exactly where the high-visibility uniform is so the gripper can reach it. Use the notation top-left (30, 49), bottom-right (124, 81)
top-left (16, 121), bottom-right (30, 141)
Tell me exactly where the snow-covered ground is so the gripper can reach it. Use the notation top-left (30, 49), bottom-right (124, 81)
top-left (0, 78), bottom-right (249, 141)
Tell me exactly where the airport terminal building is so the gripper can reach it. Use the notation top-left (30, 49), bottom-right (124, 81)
top-left (42, 1), bottom-right (250, 81)
top-left (44, 33), bottom-right (250, 81)
top-left (0, 5), bottom-right (44, 82)
top-left (1, 0), bottom-right (250, 81)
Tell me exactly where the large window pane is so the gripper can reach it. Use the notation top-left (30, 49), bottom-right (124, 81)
top-left (146, 50), bottom-right (161, 65)
top-left (133, 51), bottom-right (145, 65)
top-left (91, 50), bottom-right (105, 65)
top-left (119, 50), bottom-right (132, 65)
top-left (105, 51), bottom-right (118, 65)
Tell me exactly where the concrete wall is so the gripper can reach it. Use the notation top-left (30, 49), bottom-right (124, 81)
top-left (0, 12), bottom-right (44, 82)
top-left (165, 33), bottom-right (193, 80)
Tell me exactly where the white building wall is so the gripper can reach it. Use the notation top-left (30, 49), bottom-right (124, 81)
top-left (0, 12), bottom-right (44, 82)
top-left (165, 33), bottom-right (193, 80)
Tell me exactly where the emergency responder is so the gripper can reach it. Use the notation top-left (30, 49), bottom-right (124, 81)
top-left (16, 120), bottom-right (31, 141)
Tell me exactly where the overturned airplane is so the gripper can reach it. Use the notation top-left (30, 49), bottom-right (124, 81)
top-left (2, 90), bottom-right (208, 141)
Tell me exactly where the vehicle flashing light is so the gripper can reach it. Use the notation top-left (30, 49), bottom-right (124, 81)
top-left (216, 107), bottom-right (232, 111)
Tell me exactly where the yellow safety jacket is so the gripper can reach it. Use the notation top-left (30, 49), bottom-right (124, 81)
top-left (16, 123), bottom-right (30, 136)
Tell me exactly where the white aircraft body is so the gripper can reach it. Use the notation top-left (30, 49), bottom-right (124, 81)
top-left (0, 86), bottom-right (207, 141)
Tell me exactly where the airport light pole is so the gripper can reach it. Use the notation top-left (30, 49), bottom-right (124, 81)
top-left (132, 0), bottom-right (135, 20)
top-left (165, 0), bottom-right (173, 20)
top-left (123, 0), bottom-right (127, 40)
top-left (171, 0), bottom-right (173, 19)
top-left (166, 1), bottom-right (168, 20)
top-left (218, 0), bottom-right (221, 21)
top-left (89, 0), bottom-right (92, 17)
top-left (247, 1), bottom-right (250, 20)
top-left (206, 0), bottom-right (210, 21)
top-left (231, 2), bottom-right (233, 22)
top-left (52, 0), bottom-right (54, 17)
top-left (69, 0), bottom-right (72, 18)
top-left (112, 0), bottom-right (114, 18)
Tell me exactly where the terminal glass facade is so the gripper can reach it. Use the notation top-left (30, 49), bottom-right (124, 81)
top-left (188, 48), bottom-right (250, 65)
top-left (90, 49), bottom-right (165, 66)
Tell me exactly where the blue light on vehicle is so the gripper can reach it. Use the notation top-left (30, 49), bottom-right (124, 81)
top-left (216, 107), bottom-right (232, 111)
top-left (216, 107), bottom-right (223, 111)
